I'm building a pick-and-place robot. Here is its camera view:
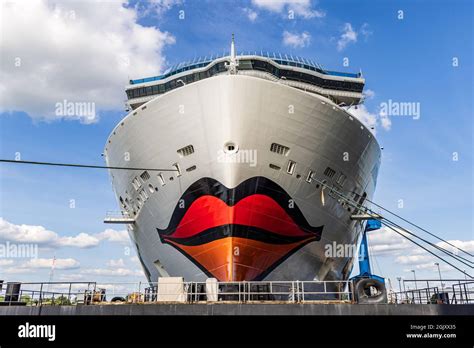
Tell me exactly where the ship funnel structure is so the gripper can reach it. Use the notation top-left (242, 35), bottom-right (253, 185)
top-left (226, 34), bottom-right (239, 74)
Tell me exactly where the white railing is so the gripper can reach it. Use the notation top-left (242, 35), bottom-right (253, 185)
top-left (2, 279), bottom-right (471, 306)
top-left (0, 280), bottom-right (353, 306)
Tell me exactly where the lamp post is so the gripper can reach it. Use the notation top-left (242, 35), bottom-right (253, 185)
top-left (396, 277), bottom-right (403, 303)
top-left (411, 270), bottom-right (417, 290)
top-left (434, 262), bottom-right (444, 290)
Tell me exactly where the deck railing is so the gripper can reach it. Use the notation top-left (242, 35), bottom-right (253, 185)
top-left (0, 279), bottom-right (472, 306)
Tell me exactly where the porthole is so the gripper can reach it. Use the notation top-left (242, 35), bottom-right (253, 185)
top-left (224, 142), bottom-right (238, 154)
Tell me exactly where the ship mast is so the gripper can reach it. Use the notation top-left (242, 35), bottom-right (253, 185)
top-left (226, 34), bottom-right (239, 74)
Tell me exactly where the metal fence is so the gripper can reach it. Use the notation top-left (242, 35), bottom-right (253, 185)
top-left (0, 280), bottom-right (352, 306)
top-left (1, 279), bottom-right (472, 306)
top-left (389, 279), bottom-right (473, 304)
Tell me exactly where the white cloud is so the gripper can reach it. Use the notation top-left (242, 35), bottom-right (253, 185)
top-left (0, 218), bottom-right (58, 244)
top-left (378, 107), bottom-right (392, 131)
top-left (436, 240), bottom-right (474, 254)
top-left (367, 226), bottom-right (474, 276)
top-left (347, 105), bottom-right (377, 132)
top-left (82, 267), bottom-right (142, 277)
top-left (95, 229), bottom-right (130, 244)
top-left (360, 23), bottom-right (373, 40)
top-left (243, 7), bottom-right (258, 22)
top-left (57, 233), bottom-right (100, 248)
top-left (251, 0), bottom-right (325, 19)
top-left (282, 31), bottom-right (311, 48)
top-left (367, 226), bottom-right (413, 256)
top-left (0, 218), bottom-right (129, 249)
top-left (138, 0), bottom-right (182, 17)
top-left (57, 273), bottom-right (85, 281)
top-left (0, 0), bottom-right (175, 123)
top-left (24, 258), bottom-right (80, 270)
top-left (337, 23), bottom-right (357, 51)
top-left (107, 258), bottom-right (126, 268)
top-left (363, 89), bottom-right (375, 100)
top-left (0, 259), bottom-right (14, 266)
top-left (336, 22), bottom-right (373, 51)
top-left (346, 103), bottom-right (392, 133)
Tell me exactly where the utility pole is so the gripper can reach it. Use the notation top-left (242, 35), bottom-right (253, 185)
top-left (411, 270), bottom-right (417, 290)
top-left (45, 256), bottom-right (56, 295)
top-left (396, 277), bottom-right (402, 293)
top-left (434, 262), bottom-right (443, 290)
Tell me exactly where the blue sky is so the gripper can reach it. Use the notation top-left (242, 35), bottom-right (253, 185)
top-left (0, 0), bottom-right (472, 290)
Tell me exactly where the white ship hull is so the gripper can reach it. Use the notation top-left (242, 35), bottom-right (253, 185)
top-left (104, 74), bottom-right (381, 283)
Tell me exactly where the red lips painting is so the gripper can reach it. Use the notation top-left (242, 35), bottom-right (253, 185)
top-left (157, 177), bottom-right (324, 281)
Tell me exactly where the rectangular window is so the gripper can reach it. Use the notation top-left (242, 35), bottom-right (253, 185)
top-left (336, 173), bottom-right (346, 186)
top-left (158, 173), bottom-right (165, 186)
top-left (140, 171), bottom-right (150, 181)
top-left (286, 160), bottom-right (296, 175)
top-left (270, 143), bottom-right (290, 156)
top-left (177, 145), bottom-right (194, 157)
top-left (173, 163), bottom-right (182, 177)
top-left (324, 167), bottom-right (336, 178)
top-left (132, 177), bottom-right (141, 190)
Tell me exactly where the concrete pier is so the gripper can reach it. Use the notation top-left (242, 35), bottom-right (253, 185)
top-left (0, 303), bottom-right (472, 316)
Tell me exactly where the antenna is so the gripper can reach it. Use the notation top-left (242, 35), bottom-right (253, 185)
top-left (231, 34), bottom-right (235, 59)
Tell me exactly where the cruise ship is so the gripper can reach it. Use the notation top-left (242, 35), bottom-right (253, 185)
top-left (104, 37), bottom-right (381, 283)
